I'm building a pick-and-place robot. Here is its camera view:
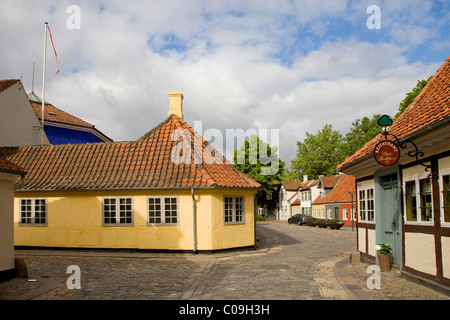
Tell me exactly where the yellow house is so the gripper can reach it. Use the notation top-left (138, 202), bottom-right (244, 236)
top-left (1, 92), bottom-right (261, 252)
top-left (0, 159), bottom-right (26, 282)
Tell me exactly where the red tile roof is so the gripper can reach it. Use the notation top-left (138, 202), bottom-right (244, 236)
top-left (313, 174), bottom-right (355, 205)
top-left (30, 101), bottom-right (95, 128)
top-left (280, 181), bottom-right (302, 191)
top-left (0, 158), bottom-right (27, 175)
top-left (0, 115), bottom-right (260, 191)
top-left (319, 175), bottom-right (341, 189)
top-left (339, 56), bottom-right (450, 170)
top-left (299, 179), bottom-right (318, 190)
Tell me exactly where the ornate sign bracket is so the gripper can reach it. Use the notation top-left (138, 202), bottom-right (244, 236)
top-left (377, 115), bottom-right (437, 179)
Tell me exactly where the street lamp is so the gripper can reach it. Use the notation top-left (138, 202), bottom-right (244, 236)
top-left (348, 191), bottom-right (355, 232)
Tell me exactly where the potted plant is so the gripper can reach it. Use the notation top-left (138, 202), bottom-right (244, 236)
top-left (327, 219), bottom-right (345, 230)
top-left (304, 216), bottom-right (317, 227)
top-left (316, 219), bottom-right (327, 228)
top-left (375, 242), bottom-right (392, 271)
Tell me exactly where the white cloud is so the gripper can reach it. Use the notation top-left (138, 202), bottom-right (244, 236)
top-left (0, 0), bottom-right (447, 169)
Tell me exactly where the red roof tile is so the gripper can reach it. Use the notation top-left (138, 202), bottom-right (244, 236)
top-left (280, 181), bottom-right (302, 191)
top-left (313, 174), bottom-right (355, 204)
top-left (339, 56), bottom-right (450, 169)
top-left (0, 115), bottom-right (260, 191)
top-left (320, 175), bottom-right (341, 189)
top-left (0, 158), bottom-right (27, 175)
top-left (30, 101), bottom-right (95, 128)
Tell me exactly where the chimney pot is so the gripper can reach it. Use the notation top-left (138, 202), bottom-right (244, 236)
top-left (168, 92), bottom-right (184, 119)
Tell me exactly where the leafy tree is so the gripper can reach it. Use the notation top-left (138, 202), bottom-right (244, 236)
top-left (394, 77), bottom-right (431, 119)
top-left (341, 114), bottom-right (382, 157)
top-left (233, 134), bottom-right (285, 193)
top-left (290, 124), bottom-right (344, 180)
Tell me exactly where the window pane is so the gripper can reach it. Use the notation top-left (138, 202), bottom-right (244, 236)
top-left (419, 179), bottom-right (433, 222)
top-left (405, 181), bottom-right (417, 222)
top-left (224, 197), bottom-right (233, 222)
top-left (235, 197), bottom-right (244, 222)
top-left (34, 199), bottom-right (46, 224)
top-left (104, 198), bottom-right (116, 224)
top-left (164, 198), bottom-right (178, 224)
top-left (20, 199), bottom-right (32, 224)
top-left (148, 198), bottom-right (161, 224)
top-left (119, 198), bottom-right (132, 224)
top-left (443, 175), bottom-right (450, 223)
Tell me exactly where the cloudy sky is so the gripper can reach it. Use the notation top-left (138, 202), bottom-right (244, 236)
top-left (1, 0), bottom-right (449, 167)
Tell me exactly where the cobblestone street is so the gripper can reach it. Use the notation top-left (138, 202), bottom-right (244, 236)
top-left (1, 221), bottom-right (448, 302)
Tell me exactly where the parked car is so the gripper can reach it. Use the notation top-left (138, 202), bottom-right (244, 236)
top-left (288, 214), bottom-right (313, 225)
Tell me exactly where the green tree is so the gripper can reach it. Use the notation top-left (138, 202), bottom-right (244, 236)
top-left (394, 77), bottom-right (431, 119)
top-left (290, 124), bottom-right (344, 180)
top-left (233, 135), bottom-right (285, 193)
top-left (341, 114), bottom-right (381, 158)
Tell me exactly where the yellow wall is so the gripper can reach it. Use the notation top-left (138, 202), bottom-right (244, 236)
top-left (312, 204), bottom-right (325, 219)
top-left (14, 188), bottom-right (258, 251)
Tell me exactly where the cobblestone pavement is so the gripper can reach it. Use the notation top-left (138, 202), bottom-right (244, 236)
top-left (0, 221), bottom-right (448, 301)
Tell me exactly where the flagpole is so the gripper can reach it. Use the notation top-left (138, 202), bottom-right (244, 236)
top-left (41, 22), bottom-right (48, 145)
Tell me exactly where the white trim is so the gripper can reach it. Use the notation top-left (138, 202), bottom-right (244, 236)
top-left (439, 169), bottom-right (450, 227)
top-left (402, 174), bottom-right (434, 226)
top-left (19, 198), bottom-right (47, 226)
top-left (147, 196), bottom-right (179, 226)
top-left (224, 195), bottom-right (245, 224)
top-left (102, 197), bottom-right (134, 226)
top-left (358, 186), bottom-right (375, 223)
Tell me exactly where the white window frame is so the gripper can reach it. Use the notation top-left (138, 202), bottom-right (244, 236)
top-left (147, 196), bottom-right (179, 226)
top-left (439, 169), bottom-right (450, 227)
top-left (102, 197), bottom-right (134, 226)
top-left (19, 198), bottom-right (47, 226)
top-left (358, 187), bottom-right (375, 223)
top-left (224, 196), bottom-right (245, 224)
top-left (403, 174), bottom-right (434, 225)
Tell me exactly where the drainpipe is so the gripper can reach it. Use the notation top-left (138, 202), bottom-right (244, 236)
top-left (254, 190), bottom-right (262, 249)
top-left (191, 187), bottom-right (197, 253)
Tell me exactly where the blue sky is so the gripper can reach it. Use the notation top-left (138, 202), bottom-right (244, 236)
top-left (1, 0), bottom-right (449, 167)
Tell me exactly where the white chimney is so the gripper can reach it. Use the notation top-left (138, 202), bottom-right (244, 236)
top-left (168, 92), bottom-right (184, 119)
top-left (303, 175), bottom-right (308, 182)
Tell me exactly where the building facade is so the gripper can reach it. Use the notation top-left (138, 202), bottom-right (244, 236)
top-left (339, 57), bottom-right (450, 289)
top-left (0, 159), bottom-right (26, 282)
top-left (1, 92), bottom-right (261, 252)
top-left (0, 80), bottom-right (49, 146)
top-left (28, 91), bottom-right (112, 144)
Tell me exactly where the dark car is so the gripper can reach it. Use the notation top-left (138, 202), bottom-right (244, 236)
top-left (288, 214), bottom-right (312, 225)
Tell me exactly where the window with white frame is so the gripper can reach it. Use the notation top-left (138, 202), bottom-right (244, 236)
top-left (224, 196), bottom-right (245, 224)
top-left (147, 197), bottom-right (178, 225)
top-left (358, 188), bottom-right (375, 222)
top-left (20, 198), bottom-right (47, 225)
top-left (103, 197), bottom-right (133, 226)
top-left (343, 208), bottom-right (348, 220)
top-left (403, 176), bottom-right (433, 224)
top-left (441, 172), bottom-right (450, 225)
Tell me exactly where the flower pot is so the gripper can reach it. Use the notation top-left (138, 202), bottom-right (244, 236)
top-left (328, 222), bottom-right (344, 230)
top-left (378, 253), bottom-right (391, 272)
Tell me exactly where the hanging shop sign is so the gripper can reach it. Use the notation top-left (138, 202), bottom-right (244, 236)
top-left (374, 115), bottom-right (437, 179)
top-left (374, 140), bottom-right (400, 166)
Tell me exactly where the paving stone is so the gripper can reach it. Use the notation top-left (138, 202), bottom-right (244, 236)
top-left (0, 221), bottom-right (448, 301)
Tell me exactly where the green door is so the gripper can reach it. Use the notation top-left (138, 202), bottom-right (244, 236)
top-left (377, 172), bottom-right (402, 268)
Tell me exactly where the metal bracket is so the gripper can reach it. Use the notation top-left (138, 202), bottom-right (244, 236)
top-left (378, 115), bottom-right (437, 180)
